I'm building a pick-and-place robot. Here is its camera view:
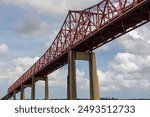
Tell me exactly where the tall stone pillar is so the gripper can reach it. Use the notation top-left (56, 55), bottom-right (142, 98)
top-left (20, 85), bottom-right (24, 100)
top-left (13, 90), bottom-right (16, 100)
top-left (89, 53), bottom-right (100, 100)
top-left (68, 50), bottom-right (77, 100)
top-left (45, 76), bottom-right (49, 100)
top-left (31, 77), bottom-right (35, 100)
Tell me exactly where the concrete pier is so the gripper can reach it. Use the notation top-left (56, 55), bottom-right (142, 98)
top-left (67, 50), bottom-right (100, 100)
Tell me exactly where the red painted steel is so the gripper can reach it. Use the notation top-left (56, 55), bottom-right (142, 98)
top-left (8, 0), bottom-right (150, 96)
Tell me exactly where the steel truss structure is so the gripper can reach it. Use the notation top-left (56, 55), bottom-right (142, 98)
top-left (8, 0), bottom-right (150, 96)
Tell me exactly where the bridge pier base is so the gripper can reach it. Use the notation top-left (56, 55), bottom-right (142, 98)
top-left (31, 76), bottom-right (49, 100)
top-left (67, 50), bottom-right (100, 100)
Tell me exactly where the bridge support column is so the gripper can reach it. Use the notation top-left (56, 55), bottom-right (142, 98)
top-left (68, 50), bottom-right (76, 100)
top-left (89, 53), bottom-right (100, 100)
top-left (67, 50), bottom-right (100, 100)
top-left (45, 76), bottom-right (49, 100)
top-left (32, 77), bottom-right (35, 100)
top-left (31, 76), bottom-right (49, 100)
top-left (13, 90), bottom-right (17, 100)
top-left (20, 85), bottom-right (24, 100)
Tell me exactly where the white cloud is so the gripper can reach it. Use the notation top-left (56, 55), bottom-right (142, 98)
top-left (1, 0), bottom-right (99, 15)
top-left (0, 44), bottom-right (8, 55)
top-left (0, 60), bottom-right (19, 83)
top-left (0, 59), bottom-right (24, 96)
top-left (98, 68), bottom-right (150, 92)
top-left (129, 30), bottom-right (142, 39)
top-left (48, 68), bottom-right (89, 91)
top-left (0, 56), bottom-right (40, 98)
top-left (0, 56), bottom-right (39, 81)
top-left (13, 56), bottom-right (39, 69)
top-left (112, 53), bottom-right (139, 73)
top-left (97, 24), bottom-right (150, 94)
top-left (76, 69), bottom-right (89, 91)
top-left (48, 68), bottom-right (67, 88)
top-left (15, 16), bottom-right (50, 38)
top-left (45, 30), bottom-right (59, 48)
top-left (118, 24), bottom-right (150, 55)
top-left (96, 44), bottom-right (109, 52)
top-left (98, 70), bottom-right (119, 91)
top-left (0, 61), bottom-right (5, 67)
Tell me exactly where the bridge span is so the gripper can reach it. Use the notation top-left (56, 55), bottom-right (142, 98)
top-left (2, 0), bottom-right (150, 100)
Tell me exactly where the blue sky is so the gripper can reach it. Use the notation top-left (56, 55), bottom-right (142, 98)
top-left (0, 0), bottom-right (150, 99)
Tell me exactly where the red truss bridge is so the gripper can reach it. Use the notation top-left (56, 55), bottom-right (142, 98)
top-left (2, 0), bottom-right (150, 100)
